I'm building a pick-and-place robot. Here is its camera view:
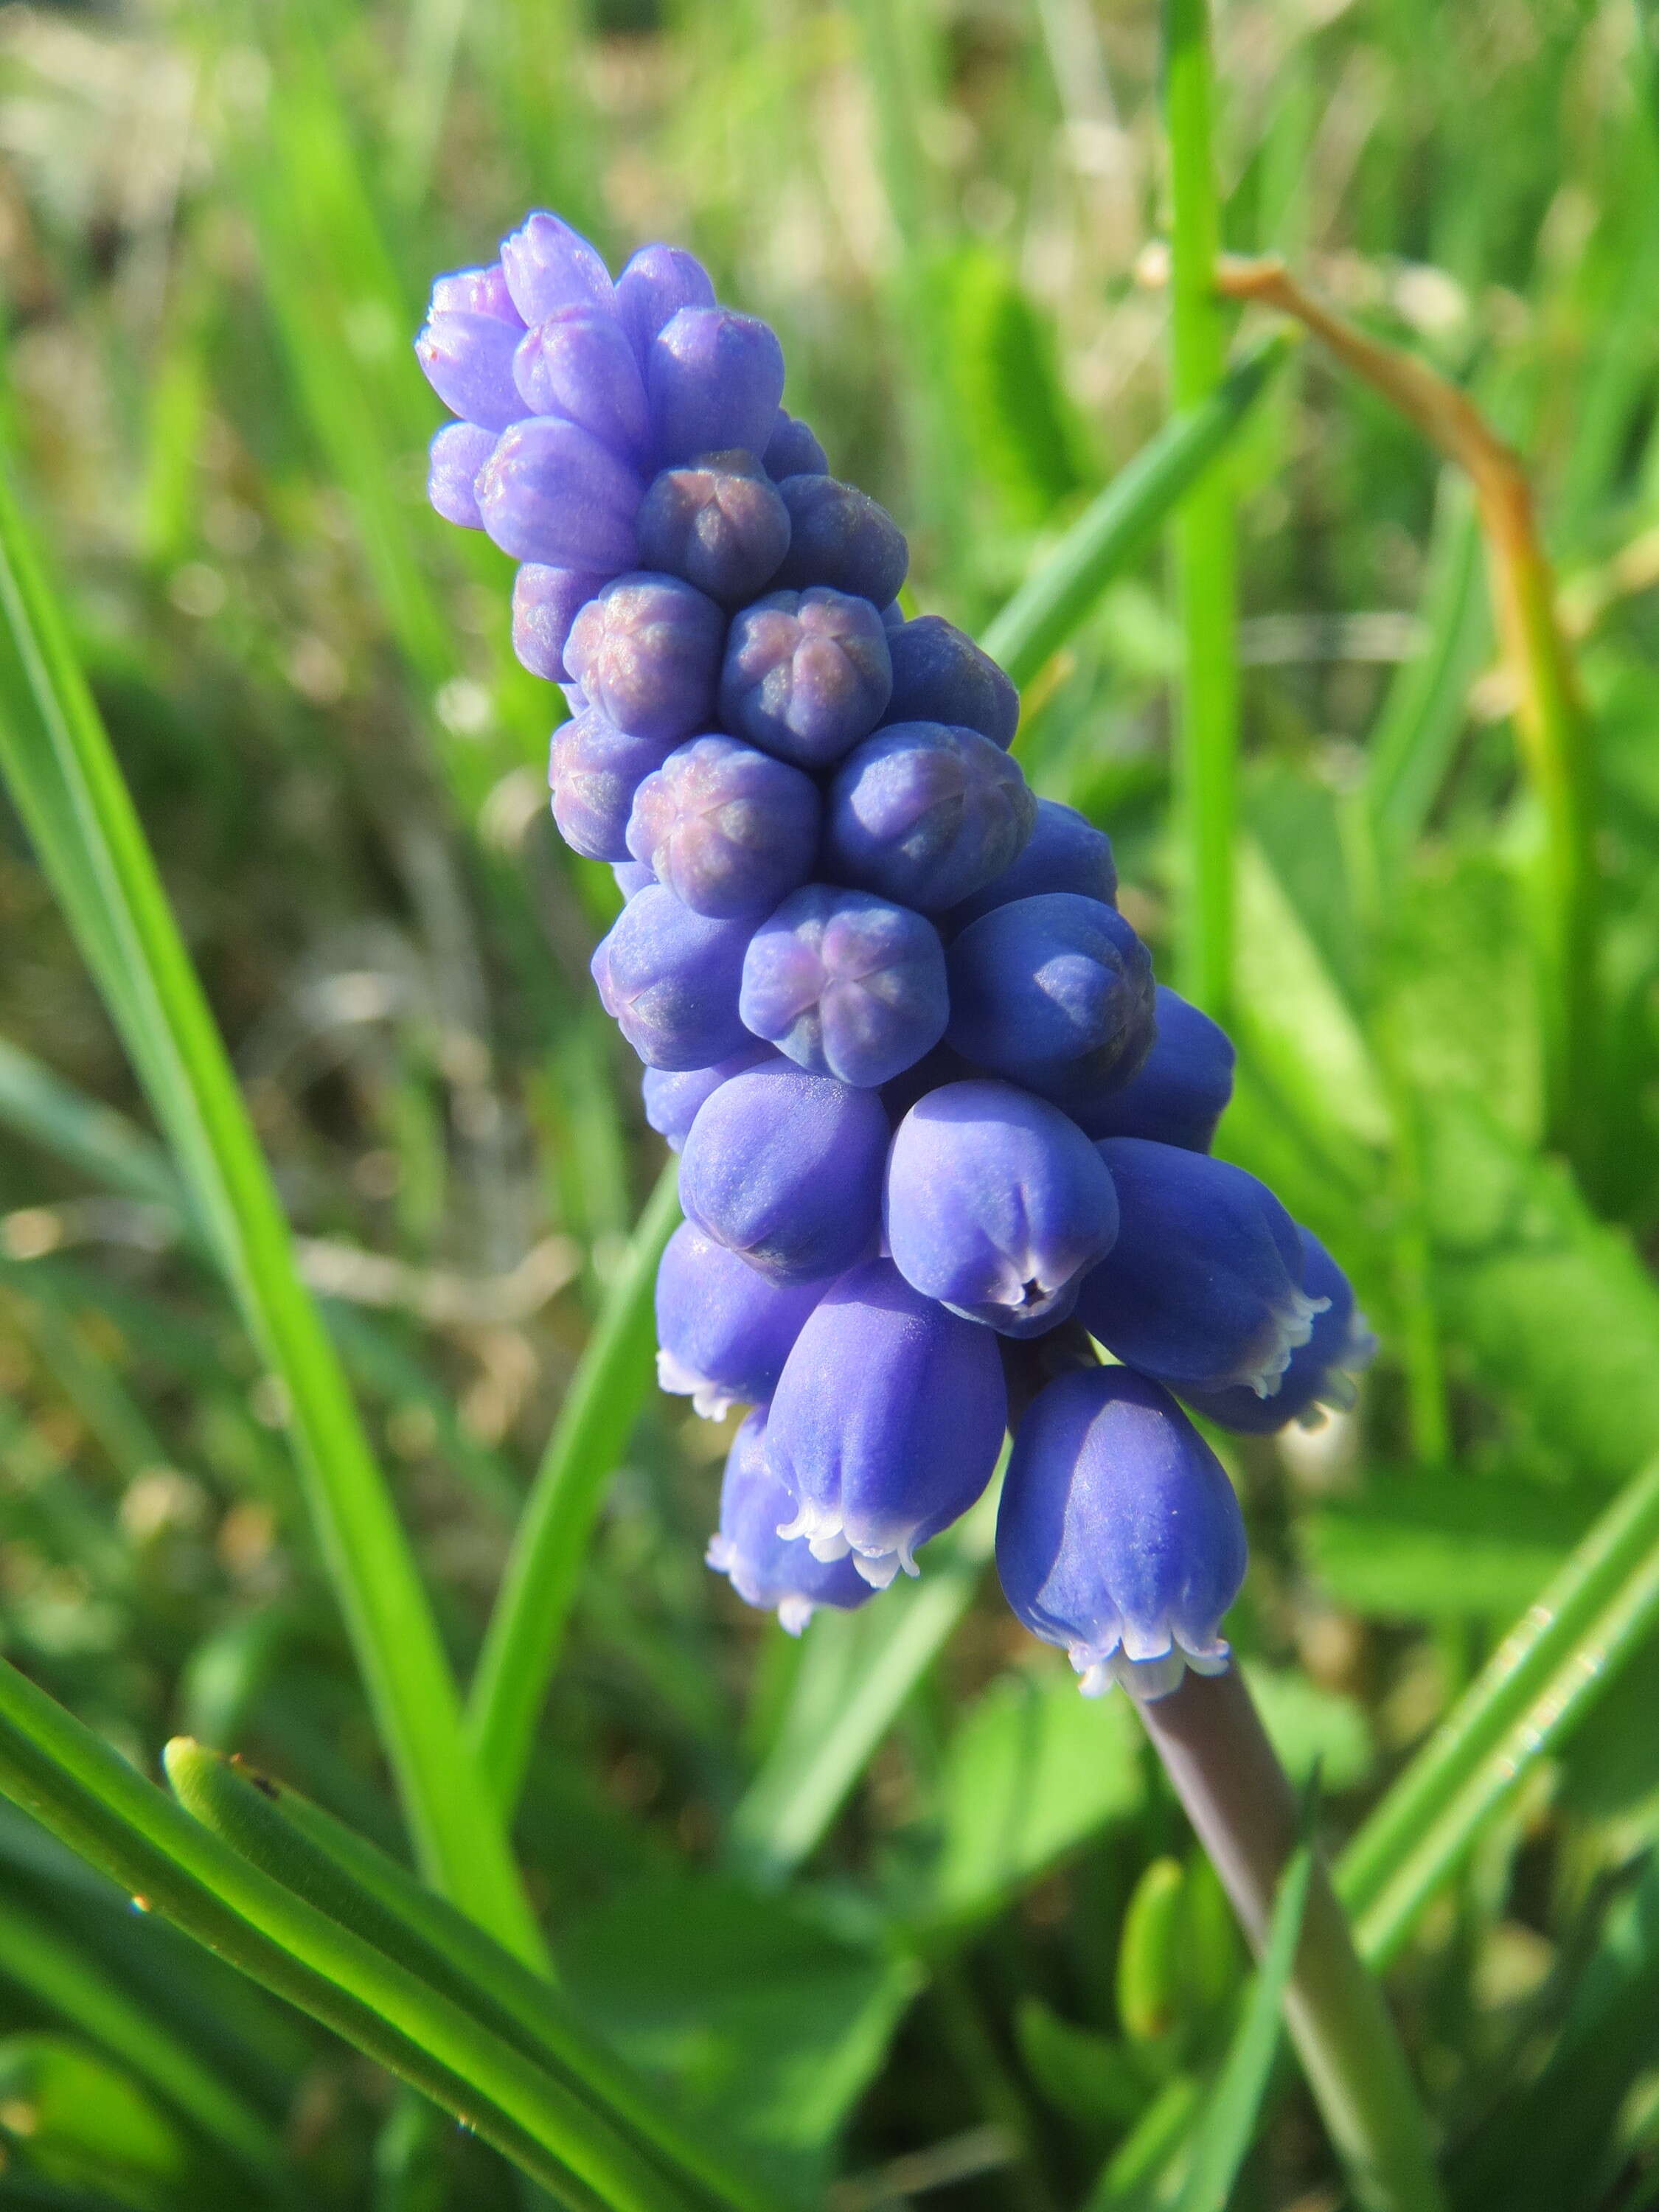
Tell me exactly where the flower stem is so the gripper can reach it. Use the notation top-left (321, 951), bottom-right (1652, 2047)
top-left (1163, 0), bottom-right (1239, 1021)
top-left (1136, 1666), bottom-right (1447, 2212)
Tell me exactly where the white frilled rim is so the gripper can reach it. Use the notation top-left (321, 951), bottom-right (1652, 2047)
top-left (1294, 1306), bottom-right (1380, 1427)
top-left (655, 1346), bottom-right (740, 1422)
top-left (1237, 1284), bottom-right (1330, 1399)
top-left (774, 1495), bottom-right (919, 1588)
top-left (706, 1532), bottom-right (819, 1635)
top-left (1069, 1625), bottom-right (1232, 1704)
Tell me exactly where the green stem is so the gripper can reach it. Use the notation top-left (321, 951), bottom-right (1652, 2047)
top-left (1164, 0), bottom-right (1239, 1020)
top-left (1137, 1668), bottom-right (1446, 2212)
top-left (468, 1161), bottom-right (682, 1812)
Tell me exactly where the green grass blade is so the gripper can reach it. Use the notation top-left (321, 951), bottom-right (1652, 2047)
top-left (1164, 0), bottom-right (1239, 1018)
top-left (0, 456), bottom-right (539, 1965)
top-left (978, 335), bottom-right (1290, 691)
top-left (468, 1160), bottom-right (682, 1812)
top-left (1338, 1454), bottom-right (1659, 1966)
top-left (726, 1493), bottom-right (996, 1885)
top-left (176, 1748), bottom-right (771, 2212)
top-left (0, 1657), bottom-right (689, 2212)
top-left (1172, 1845), bottom-right (1312, 2212)
top-left (0, 1892), bottom-right (282, 2184)
top-left (0, 1034), bottom-right (184, 1215)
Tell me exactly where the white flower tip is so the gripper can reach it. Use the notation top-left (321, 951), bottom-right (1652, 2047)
top-left (776, 1595), bottom-right (815, 1635)
top-left (1072, 1632), bottom-right (1231, 1703)
top-left (851, 1549), bottom-right (901, 1590)
top-left (655, 1347), bottom-right (740, 1421)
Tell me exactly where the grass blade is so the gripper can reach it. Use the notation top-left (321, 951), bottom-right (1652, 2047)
top-left (467, 1161), bottom-right (682, 1813)
top-left (0, 1891), bottom-right (282, 2184)
top-left (1172, 1845), bottom-right (1313, 2212)
top-left (0, 1657), bottom-right (691, 2212)
top-left (726, 1493), bottom-right (996, 1885)
top-left (0, 455), bottom-right (538, 1964)
top-left (978, 335), bottom-right (1290, 691)
top-left (174, 1746), bottom-right (771, 2212)
top-left (1338, 1454), bottom-right (1659, 1966)
top-left (1164, 0), bottom-right (1239, 1018)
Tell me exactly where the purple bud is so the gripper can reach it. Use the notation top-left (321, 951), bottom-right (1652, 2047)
top-left (708, 1410), bottom-right (874, 1631)
top-left (945, 799), bottom-right (1118, 933)
top-left (641, 1040), bottom-right (781, 1152)
top-left (679, 1064), bottom-right (888, 1284)
top-left (647, 307), bottom-right (787, 468)
top-left (428, 422), bottom-right (496, 530)
top-left (740, 886), bottom-right (948, 1088)
top-left (614, 244), bottom-right (717, 372)
top-left (1071, 986), bottom-right (1233, 1151)
top-left (627, 735), bottom-right (820, 919)
top-left (613, 858), bottom-right (657, 899)
top-left (766, 1258), bottom-right (1007, 1586)
top-left (590, 883), bottom-right (754, 1069)
top-left (1075, 1141), bottom-right (1325, 1399)
top-left (883, 616), bottom-right (1019, 750)
top-left (762, 410), bottom-right (830, 479)
top-left (656, 1221), bottom-right (830, 1417)
top-left (415, 312), bottom-right (526, 431)
top-left (1175, 1231), bottom-right (1376, 1435)
top-left (431, 265), bottom-right (524, 325)
top-left (549, 706), bottom-right (671, 860)
top-left (512, 566), bottom-right (607, 682)
top-left (476, 417), bottom-right (643, 568)
top-left (945, 894), bottom-right (1155, 1108)
top-left (773, 476), bottom-right (909, 607)
top-left (636, 451), bottom-right (790, 607)
top-left (884, 1082), bottom-right (1120, 1336)
top-left (564, 574), bottom-right (725, 745)
top-left (824, 720), bottom-right (1036, 913)
top-left (998, 1366), bottom-right (1247, 1701)
top-left (499, 210), bottom-right (615, 323)
top-left (719, 588), bottom-right (892, 771)
top-left (511, 307), bottom-right (651, 465)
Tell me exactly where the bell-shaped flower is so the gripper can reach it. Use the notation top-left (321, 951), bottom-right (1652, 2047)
top-left (773, 476), bottom-right (909, 607)
top-left (882, 616), bottom-right (1019, 751)
top-left (564, 574), bottom-right (725, 747)
top-left (641, 1041), bottom-right (782, 1152)
top-left (499, 210), bottom-right (615, 322)
top-left (885, 1082), bottom-right (1120, 1336)
top-left (627, 735), bottom-right (820, 920)
top-left (762, 411), bottom-right (829, 479)
top-left (512, 307), bottom-right (651, 467)
top-left (549, 706), bottom-right (671, 861)
top-left (678, 1063), bottom-right (888, 1284)
top-left (427, 422), bottom-right (495, 531)
top-left (1071, 985), bottom-right (1234, 1151)
top-left (739, 886), bottom-right (947, 1089)
top-left (476, 417), bottom-right (643, 570)
top-left (824, 720), bottom-right (1035, 913)
top-left (511, 566), bottom-right (607, 682)
top-left (720, 588), bottom-right (892, 771)
top-left (945, 893), bottom-right (1155, 1107)
top-left (647, 307), bottom-right (786, 468)
top-left (997, 1366), bottom-right (1247, 1700)
top-left (1075, 1141), bottom-right (1326, 1399)
top-left (636, 451), bottom-right (791, 608)
top-left (707, 1411), bottom-right (875, 1632)
top-left (945, 799), bottom-right (1118, 931)
top-left (590, 884), bottom-right (753, 1070)
top-left (655, 1222), bottom-right (830, 1418)
top-left (767, 1259), bottom-right (1007, 1587)
top-left (1177, 1230), bottom-right (1376, 1433)
top-left (613, 244), bottom-right (717, 372)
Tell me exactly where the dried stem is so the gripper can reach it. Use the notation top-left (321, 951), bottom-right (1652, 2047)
top-left (1209, 252), bottom-right (1601, 1172)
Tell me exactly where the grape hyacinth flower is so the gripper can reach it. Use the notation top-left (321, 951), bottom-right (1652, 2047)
top-left (417, 209), bottom-right (1376, 1705)
top-left (707, 1411), bottom-right (874, 1632)
top-left (885, 1082), bottom-right (1120, 1335)
top-left (720, 588), bottom-right (893, 769)
top-left (655, 1222), bottom-right (829, 1417)
top-left (767, 1259), bottom-right (1007, 1587)
top-left (998, 1366), bottom-right (1248, 1700)
top-left (1075, 1141), bottom-right (1326, 1399)
top-left (627, 734), bottom-right (819, 919)
top-left (739, 886), bottom-right (948, 1088)
top-left (678, 1063), bottom-right (888, 1283)
top-left (824, 720), bottom-right (1036, 912)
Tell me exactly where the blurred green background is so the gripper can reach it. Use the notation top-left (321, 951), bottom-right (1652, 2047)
top-left (6, 0), bottom-right (1659, 2207)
